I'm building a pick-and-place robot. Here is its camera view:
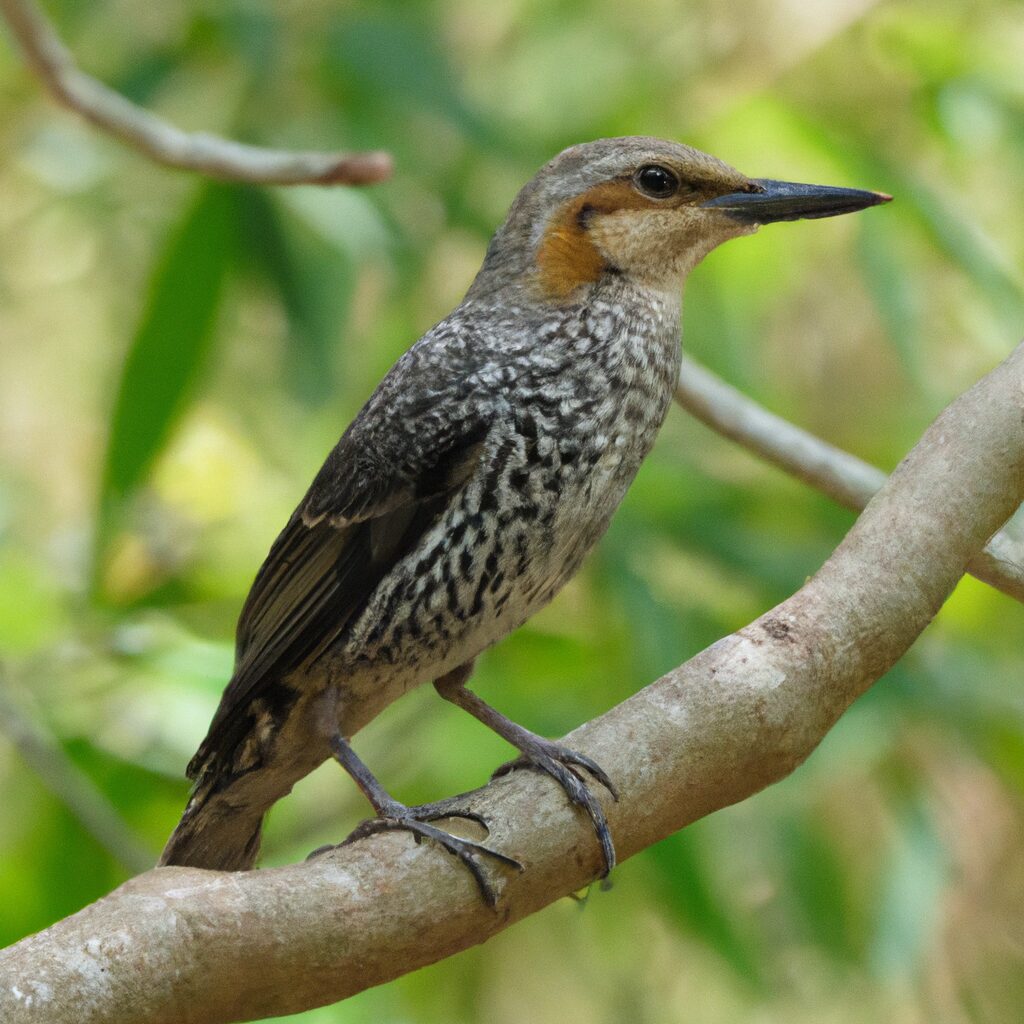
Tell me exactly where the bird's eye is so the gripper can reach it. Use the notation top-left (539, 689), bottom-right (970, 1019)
top-left (635, 164), bottom-right (680, 198)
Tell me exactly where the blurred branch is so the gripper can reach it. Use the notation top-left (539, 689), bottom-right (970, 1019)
top-left (0, 671), bottom-right (154, 875)
top-left (2, 345), bottom-right (1023, 1023)
top-left (675, 354), bottom-right (1024, 604)
top-left (0, 0), bottom-right (392, 185)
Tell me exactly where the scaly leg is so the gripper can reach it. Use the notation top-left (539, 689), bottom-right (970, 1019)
top-left (309, 733), bottom-right (521, 907)
top-left (434, 663), bottom-right (619, 877)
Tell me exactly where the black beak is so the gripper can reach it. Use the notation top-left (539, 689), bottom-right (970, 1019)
top-left (702, 178), bottom-right (892, 224)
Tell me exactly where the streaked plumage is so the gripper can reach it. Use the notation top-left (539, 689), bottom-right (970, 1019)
top-left (160, 137), bottom-right (889, 892)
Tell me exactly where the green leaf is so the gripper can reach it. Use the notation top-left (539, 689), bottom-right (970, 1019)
top-left (892, 175), bottom-right (1024, 337)
top-left (780, 817), bottom-right (862, 963)
top-left (95, 183), bottom-right (236, 578)
top-left (236, 187), bottom-right (355, 404)
top-left (777, 105), bottom-right (1024, 338)
top-left (647, 827), bottom-right (764, 986)
top-left (869, 797), bottom-right (947, 979)
top-left (856, 215), bottom-right (926, 387)
top-left (325, 13), bottom-right (498, 149)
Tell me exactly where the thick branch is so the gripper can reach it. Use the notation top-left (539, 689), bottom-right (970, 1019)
top-left (0, 0), bottom-right (392, 185)
top-left (675, 353), bottom-right (1024, 603)
top-left (2, 344), bottom-right (1022, 1022)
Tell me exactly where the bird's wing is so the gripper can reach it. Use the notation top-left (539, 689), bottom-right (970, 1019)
top-left (188, 394), bottom-right (491, 781)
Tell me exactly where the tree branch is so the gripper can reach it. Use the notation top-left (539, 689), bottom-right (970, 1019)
top-left (675, 353), bottom-right (1024, 603)
top-left (0, 0), bottom-right (392, 185)
top-left (2, 343), bottom-right (1022, 1022)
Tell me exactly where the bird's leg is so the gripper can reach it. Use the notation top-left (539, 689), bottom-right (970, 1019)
top-left (434, 664), bottom-right (619, 877)
top-left (308, 733), bottom-right (521, 907)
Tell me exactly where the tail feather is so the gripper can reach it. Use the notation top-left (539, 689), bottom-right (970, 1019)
top-left (159, 783), bottom-right (265, 871)
top-left (161, 690), bottom-right (328, 870)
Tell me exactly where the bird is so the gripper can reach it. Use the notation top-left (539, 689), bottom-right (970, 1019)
top-left (159, 136), bottom-right (889, 902)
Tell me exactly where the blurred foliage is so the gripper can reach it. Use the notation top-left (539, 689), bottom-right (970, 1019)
top-left (1, 0), bottom-right (1023, 1021)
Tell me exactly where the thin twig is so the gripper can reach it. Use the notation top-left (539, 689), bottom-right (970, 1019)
top-left (0, 0), bottom-right (392, 185)
top-left (0, 668), bottom-right (154, 875)
top-left (675, 353), bottom-right (1024, 604)
top-left (2, 343), bottom-right (1023, 1024)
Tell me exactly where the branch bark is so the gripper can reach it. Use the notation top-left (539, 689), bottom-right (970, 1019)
top-left (2, 343), bottom-right (1022, 1022)
top-left (675, 353), bottom-right (1024, 603)
top-left (0, 0), bottom-right (392, 185)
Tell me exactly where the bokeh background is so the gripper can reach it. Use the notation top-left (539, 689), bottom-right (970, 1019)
top-left (2, 0), bottom-right (1024, 1021)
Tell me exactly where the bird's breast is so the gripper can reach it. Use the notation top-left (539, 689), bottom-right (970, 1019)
top-left (330, 288), bottom-right (681, 730)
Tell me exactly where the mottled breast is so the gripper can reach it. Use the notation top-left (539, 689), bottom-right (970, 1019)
top-left (332, 281), bottom-right (681, 722)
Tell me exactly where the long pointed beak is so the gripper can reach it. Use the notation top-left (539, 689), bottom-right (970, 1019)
top-left (702, 179), bottom-right (892, 224)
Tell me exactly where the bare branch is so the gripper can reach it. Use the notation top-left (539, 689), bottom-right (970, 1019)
top-left (675, 353), bottom-right (1024, 603)
top-left (2, 344), bottom-right (1022, 1023)
top-left (0, 0), bottom-right (392, 185)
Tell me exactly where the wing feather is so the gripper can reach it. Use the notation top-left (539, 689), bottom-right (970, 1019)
top-left (188, 417), bottom-right (488, 781)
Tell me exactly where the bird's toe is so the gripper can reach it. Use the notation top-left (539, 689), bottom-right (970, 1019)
top-left (317, 808), bottom-right (521, 906)
top-left (492, 743), bottom-right (617, 877)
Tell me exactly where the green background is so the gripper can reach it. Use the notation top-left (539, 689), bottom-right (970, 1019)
top-left (2, 1), bottom-right (1023, 1021)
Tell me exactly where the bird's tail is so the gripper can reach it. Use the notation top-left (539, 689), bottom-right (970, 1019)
top-left (158, 778), bottom-right (265, 871)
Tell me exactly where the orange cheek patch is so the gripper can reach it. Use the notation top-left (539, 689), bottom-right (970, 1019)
top-left (536, 181), bottom-right (658, 301)
top-left (535, 217), bottom-right (605, 301)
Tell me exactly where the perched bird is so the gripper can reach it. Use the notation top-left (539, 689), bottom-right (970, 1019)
top-left (160, 136), bottom-right (889, 900)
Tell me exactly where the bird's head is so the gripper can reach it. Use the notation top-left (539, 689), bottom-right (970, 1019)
top-left (471, 136), bottom-right (890, 303)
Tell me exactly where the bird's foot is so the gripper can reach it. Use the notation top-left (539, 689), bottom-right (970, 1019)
top-left (492, 739), bottom-right (618, 877)
top-left (308, 801), bottom-right (521, 907)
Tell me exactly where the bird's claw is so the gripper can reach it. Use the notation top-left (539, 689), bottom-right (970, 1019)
top-left (491, 740), bottom-right (617, 877)
top-left (309, 808), bottom-right (521, 908)
top-left (493, 743), bottom-right (618, 799)
top-left (404, 802), bottom-right (492, 831)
